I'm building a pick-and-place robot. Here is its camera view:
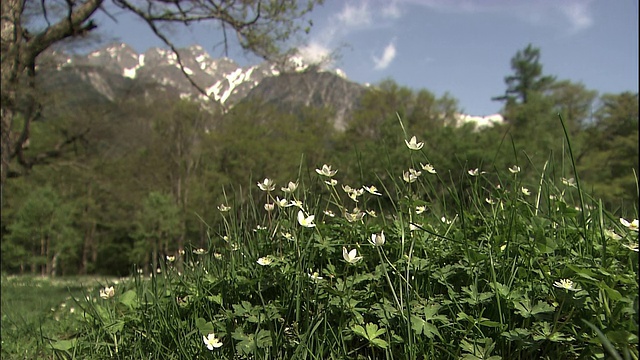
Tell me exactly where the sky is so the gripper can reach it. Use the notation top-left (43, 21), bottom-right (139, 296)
top-left (93, 0), bottom-right (638, 116)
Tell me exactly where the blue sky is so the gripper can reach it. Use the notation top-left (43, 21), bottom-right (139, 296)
top-left (95, 0), bottom-right (638, 116)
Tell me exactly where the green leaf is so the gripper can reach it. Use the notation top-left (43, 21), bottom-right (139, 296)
top-left (352, 323), bottom-right (388, 348)
top-left (370, 338), bottom-right (389, 349)
top-left (365, 322), bottom-right (386, 339)
top-left (207, 293), bottom-right (223, 305)
top-left (597, 282), bottom-right (622, 301)
top-left (567, 264), bottom-right (599, 281)
top-left (195, 317), bottom-right (214, 335)
top-left (501, 328), bottom-right (532, 342)
top-left (530, 301), bottom-right (555, 316)
top-left (119, 290), bottom-right (138, 309)
top-left (351, 324), bottom-right (367, 338)
top-left (50, 339), bottom-right (77, 351)
top-left (104, 320), bottom-right (125, 335)
top-left (514, 300), bottom-right (533, 318)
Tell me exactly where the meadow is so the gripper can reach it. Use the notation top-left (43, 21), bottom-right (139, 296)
top-left (2, 119), bottom-right (638, 360)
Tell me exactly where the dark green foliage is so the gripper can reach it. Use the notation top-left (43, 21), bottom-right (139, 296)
top-left (493, 43), bottom-right (556, 107)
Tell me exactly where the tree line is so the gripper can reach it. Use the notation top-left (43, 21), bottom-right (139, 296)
top-left (1, 44), bottom-right (637, 276)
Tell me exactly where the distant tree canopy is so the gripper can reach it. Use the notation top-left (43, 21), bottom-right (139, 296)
top-left (493, 43), bottom-right (556, 107)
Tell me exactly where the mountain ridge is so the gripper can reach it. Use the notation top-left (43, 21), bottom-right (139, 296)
top-left (39, 42), bottom-right (503, 130)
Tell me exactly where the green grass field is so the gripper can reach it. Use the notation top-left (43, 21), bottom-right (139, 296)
top-left (1, 275), bottom-right (120, 359)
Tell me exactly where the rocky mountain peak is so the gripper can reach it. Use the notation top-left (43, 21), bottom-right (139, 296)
top-left (39, 42), bottom-right (503, 130)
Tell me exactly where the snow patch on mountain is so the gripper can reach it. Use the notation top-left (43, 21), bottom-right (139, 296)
top-left (455, 113), bottom-right (504, 128)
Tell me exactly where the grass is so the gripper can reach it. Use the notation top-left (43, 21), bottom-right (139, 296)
top-left (0, 275), bottom-right (121, 359)
top-left (5, 118), bottom-right (639, 360)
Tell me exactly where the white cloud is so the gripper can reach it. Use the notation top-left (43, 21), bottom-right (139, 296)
top-left (337, 2), bottom-right (372, 28)
top-left (559, 2), bottom-right (593, 32)
top-left (373, 42), bottom-right (396, 70)
top-left (382, 1), bottom-right (402, 19)
top-left (298, 42), bottom-right (333, 66)
top-left (403, 0), bottom-right (595, 33)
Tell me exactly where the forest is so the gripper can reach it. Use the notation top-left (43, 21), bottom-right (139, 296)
top-left (1, 44), bottom-right (638, 277)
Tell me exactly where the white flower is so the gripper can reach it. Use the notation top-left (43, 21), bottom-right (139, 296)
top-left (282, 232), bottom-right (294, 241)
top-left (316, 164), bottom-right (338, 177)
top-left (264, 203), bottom-right (275, 212)
top-left (620, 218), bottom-right (639, 231)
top-left (604, 229), bottom-right (621, 241)
top-left (485, 198), bottom-right (496, 205)
top-left (257, 256), bottom-right (273, 266)
top-left (561, 177), bottom-right (577, 187)
top-left (297, 210), bottom-right (316, 228)
top-left (325, 179), bottom-right (338, 186)
top-left (343, 186), bottom-right (364, 202)
top-left (521, 187), bottom-right (531, 196)
top-left (254, 225), bottom-right (267, 231)
top-left (257, 178), bottom-right (276, 192)
top-left (214, 253), bottom-right (223, 259)
top-left (275, 197), bottom-right (288, 207)
top-left (441, 216), bottom-right (453, 225)
top-left (323, 210), bottom-right (336, 217)
top-left (415, 206), bottom-right (427, 214)
top-left (166, 255), bottom-right (176, 262)
top-left (420, 163), bottom-right (437, 174)
top-left (281, 181), bottom-right (298, 193)
top-left (369, 231), bottom-right (386, 246)
top-left (99, 286), bottom-right (115, 300)
top-left (468, 168), bottom-right (480, 176)
top-left (363, 185), bottom-right (382, 196)
top-left (405, 136), bottom-right (424, 150)
top-left (308, 271), bottom-right (323, 281)
top-left (289, 200), bottom-right (303, 209)
top-left (203, 333), bottom-right (223, 350)
top-left (342, 247), bottom-right (363, 264)
top-left (622, 242), bottom-right (639, 252)
top-left (217, 204), bottom-right (231, 212)
top-left (508, 165), bottom-right (521, 174)
top-left (345, 208), bottom-right (365, 223)
top-left (553, 279), bottom-right (579, 291)
top-left (403, 168), bottom-right (421, 183)
top-left (193, 248), bottom-right (206, 255)
top-left (365, 209), bottom-right (377, 217)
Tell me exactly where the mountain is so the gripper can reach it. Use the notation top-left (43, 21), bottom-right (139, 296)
top-left (37, 42), bottom-right (502, 130)
top-left (242, 70), bottom-right (366, 131)
top-left (38, 43), bottom-right (361, 122)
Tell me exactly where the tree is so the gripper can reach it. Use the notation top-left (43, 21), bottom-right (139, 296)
top-left (1, 0), bottom-right (323, 201)
top-left (5, 185), bottom-right (78, 275)
top-left (549, 80), bottom-right (598, 136)
top-left (578, 92), bottom-right (639, 210)
top-left (133, 191), bottom-right (181, 275)
top-left (493, 44), bottom-right (556, 108)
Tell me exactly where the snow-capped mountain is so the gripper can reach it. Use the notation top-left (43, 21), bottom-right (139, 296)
top-left (39, 42), bottom-right (503, 130)
top-left (49, 43), bottom-right (349, 109)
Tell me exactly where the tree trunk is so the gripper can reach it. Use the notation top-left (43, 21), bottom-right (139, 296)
top-left (1, 0), bottom-right (24, 195)
top-left (51, 251), bottom-right (60, 277)
top-left (152, 238), bottom-right (158, 275)
top-left (80, 184), bottom-right (95, 275)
